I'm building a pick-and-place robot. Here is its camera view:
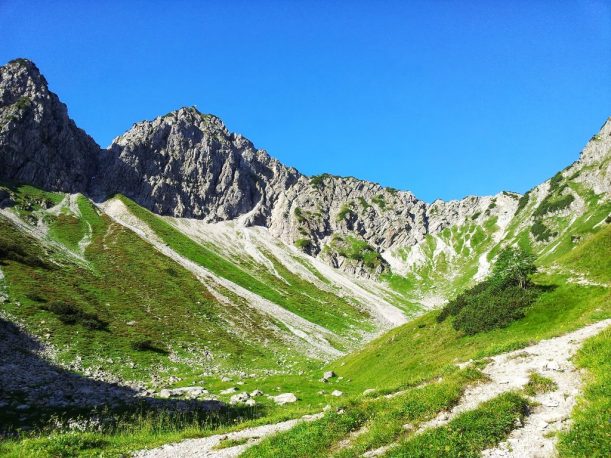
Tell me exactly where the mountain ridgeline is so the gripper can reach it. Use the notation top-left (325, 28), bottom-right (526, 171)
top-left (2, 57), bottom-right (590, 282)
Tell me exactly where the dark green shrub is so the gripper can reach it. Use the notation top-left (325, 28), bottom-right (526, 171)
top-left (295, 238), bottom-right (312, 250)
top-left (44, 301), bottom-right (108, 331)
top-left (372, 195), bottom-right (386, 209)
top-left (534, 193), bottom-right (574, 217)
top-left (310, 174), bottom-right (332, 189)
top-left (437, 247), bottom-right (539, 334)
top-left (294, 207), bottom-right (306, 223)
top-left (530, 220), bottom-right (556, 242)
top-left (131, 339), bottom-right (168, 354)
top-left (337, 203), bottom-right (353, 221)
top-left (452, 285), bottom-right (538, 335)
top-left (515, 191), bottom-right (530, 214)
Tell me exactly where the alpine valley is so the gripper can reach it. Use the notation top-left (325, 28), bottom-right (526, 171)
top-left (0, 58), bottom-right (609, 457)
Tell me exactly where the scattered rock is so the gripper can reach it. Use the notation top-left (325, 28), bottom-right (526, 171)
top-left (272, 393), bottom-right (297, 405)
top-left (323, 371), bottom-right (336, 381)
top-left (229, 392), bottom-right (250, 405)
top-left (158, 386), bottom-right (206, 399)
top-left (363, 388), bottom-right (376, 396)
top-left (250, 389), bottom-right (264, 397)
top-left (220, 387), bottom-right (238, 395)
top-left (331, 390), bottom-right (343, 397)
top-left (545, 361), bottom-right (561, 371)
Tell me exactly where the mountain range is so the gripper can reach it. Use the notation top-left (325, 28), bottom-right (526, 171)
top-left (0, 58), bottom-right (609, 457)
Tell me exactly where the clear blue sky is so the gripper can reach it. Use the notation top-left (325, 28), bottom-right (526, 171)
top-left (1, 1), bottom-right (609, 202)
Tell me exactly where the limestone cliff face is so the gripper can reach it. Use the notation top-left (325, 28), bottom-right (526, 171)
top-left (0, 59), bottom-right (100, 193)
top-left (1, 59), bottom-right (608, 279)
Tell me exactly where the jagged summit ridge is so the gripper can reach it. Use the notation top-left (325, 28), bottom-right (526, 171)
top-left (1, 58), bottom-right (609, 279)
top-left (0, 58), bottom-right (100, 193)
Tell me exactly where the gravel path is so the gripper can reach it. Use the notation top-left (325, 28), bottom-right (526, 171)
top-left (365, 320), bottom-right (611, 458)
top-left (134, 413), bottom-right (323, 458)
top-left (421, 319), bottom-right (611, 457)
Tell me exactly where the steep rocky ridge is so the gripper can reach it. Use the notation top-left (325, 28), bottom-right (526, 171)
top-left (1, 58), bottom-right (609, 286)
top-left (0, 59), bottom-right (100, 193)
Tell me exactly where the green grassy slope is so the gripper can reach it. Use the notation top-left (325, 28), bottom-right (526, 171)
top-left (119, 196), bottom-right (373, 339)
top-left (1, 190), bottom-right (309, 383)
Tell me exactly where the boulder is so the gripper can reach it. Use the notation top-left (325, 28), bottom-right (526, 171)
top-left (272, 393), bottom-right (297, 405)
top-left (229, 392), bottom-right (250, 405)
top-left (331, 390), bottom-right (343, 397)
top-left (220, 387), bottom-right (238, 395)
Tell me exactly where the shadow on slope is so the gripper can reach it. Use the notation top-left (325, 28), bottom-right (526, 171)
top-left (0, 317), bottom-right (260, 436)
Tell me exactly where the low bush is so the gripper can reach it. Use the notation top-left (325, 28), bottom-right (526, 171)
top-left (530, 220), bottom-right (556, 242)
top-left (438, 247), bottom-right (540, 334)
top-left (295, 238), bottom-right (312, 250)
top-left (337, 203), bottom-right (353, 221)
top-left (131, 339), bottom-right (168, 354)
top-left (515, 191), bottom-right (530, 214)
top-left (534, 193), bottom-right (574, 217)
top-left (44, 301), bottom-right (109, 331)
top-left (372, 195), bottom-right (386, 209)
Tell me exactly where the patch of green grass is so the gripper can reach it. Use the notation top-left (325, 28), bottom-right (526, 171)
top-left (242, 409), bottom-right (367, 458)
top-left (214, 437), bottom-right (249, 449)
top-left (524, 372), bottom-right (557, 396)
top-left (120, 196), bottom-right (369, 336)
top-left (295, 238), bottom-right (311, 250)
top-left (556, 223), bottom-right (611, 285)
top-left (388, 392), bottom-right (530, 457)
top-left (334, 367), bottom-right (484, 457)
top-left (0, 196), bottom-right (305, 382)
top-left (335, 279), bottom-right (609, 394)
top-left (294, 207), bottom-right (306, 223)
top-left (372, 194), bottom-right (386, 209)
top-left (337, 202), bottom-right (353, 221)
top-left (558, 328), bottom-right (611, 457)
top-left (328, 235), bottom-right (384, 270)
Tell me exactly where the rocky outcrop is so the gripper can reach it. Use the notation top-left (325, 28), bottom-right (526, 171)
top-left (0, 59), bottom-right (101, 193)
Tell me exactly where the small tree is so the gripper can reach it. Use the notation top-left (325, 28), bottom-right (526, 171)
top-left (491, 246), bottom-right (537, 289)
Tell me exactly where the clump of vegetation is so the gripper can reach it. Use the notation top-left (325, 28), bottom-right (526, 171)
top-left (295, 238), bottom-right (312, 251)
top-left (131, 339), bottom-right (168, 354)
top-left (310, 173), bottom-right (332, 189)
top-left (387, 187), bottom-right (399, 195)
top-left (14, 96), bottom-right (31, 111)
top-left (0, 237), bottom-right (49, 269)
top-left (8, 58), bottom-right (30, 66)
top-left (43, 301), bottom-right (109, 331)
top-left (358, 197), bottom-right (371, 210)
top-left (337, 202), bottom-right (354, 221)
top-left (534, 193), bottom-right (574, 217)
top-left (471, 212), bottom-right (481, 220)
top-left (330, 235), bottom-right (383, 269)
top-left (437, 246), bottom-right (540, 335)
top-left (524, 372), bottom-right (557, 396)
top-left (389, 392), bottom-right (530, 457)
top-left (372, 194), bottom-right (386, 209)
top-left (293, 207), bottom-right (305, 223)
top-left (515, 191), bottom-right (530, 214)
top-left (530, 220), bottom-right (556, 242)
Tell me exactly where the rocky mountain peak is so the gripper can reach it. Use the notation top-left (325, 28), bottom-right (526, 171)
top-left (0, 58), bottom-right (101, 193)
top-left (0, 58), bottom-right (50, 105)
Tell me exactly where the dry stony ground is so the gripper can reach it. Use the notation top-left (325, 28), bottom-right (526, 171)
top-left (135, 319), bottom-right (611, 458)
